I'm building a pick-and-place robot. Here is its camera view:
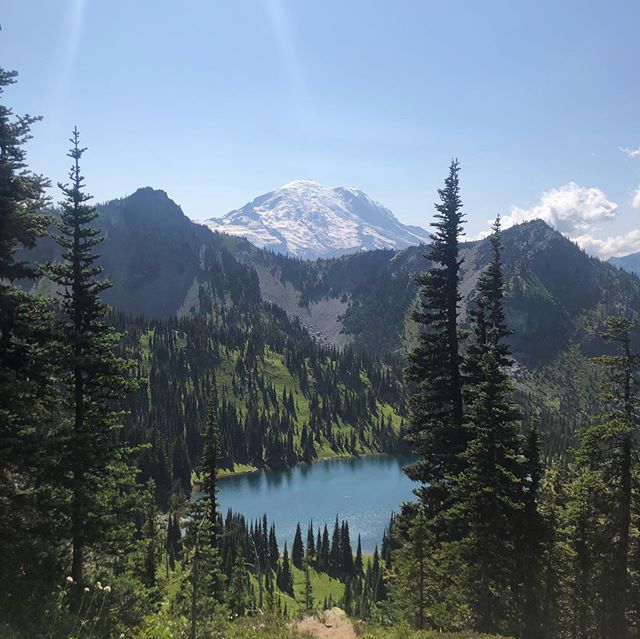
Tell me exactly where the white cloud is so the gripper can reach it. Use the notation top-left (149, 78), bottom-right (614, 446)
top-left (474, 182), bottom-right (640, 259)
top-left (573, 230), bottom-right (640, 259)
top-left (500, 182), bottom-right (618, 235)
top-left (621, 145), bottom-right (640, 158)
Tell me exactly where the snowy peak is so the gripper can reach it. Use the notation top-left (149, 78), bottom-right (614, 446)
top-left (204, 180), bottom-right (429, 260)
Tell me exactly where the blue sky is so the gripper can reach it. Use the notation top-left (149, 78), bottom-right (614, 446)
top-left (3, 0), bottom-right (640, 256)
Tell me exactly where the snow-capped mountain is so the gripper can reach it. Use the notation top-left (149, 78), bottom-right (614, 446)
top-left (203, 179), bottom-right (429, 260)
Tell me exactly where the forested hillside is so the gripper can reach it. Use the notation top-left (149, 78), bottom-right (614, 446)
top-left (25, 187), bottom-right (261, 317)
top-left (115, 300), bottom-right (406, 508)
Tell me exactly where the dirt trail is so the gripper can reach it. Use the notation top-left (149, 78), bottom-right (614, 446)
top-left (293, 607), bottom-right (357, 639)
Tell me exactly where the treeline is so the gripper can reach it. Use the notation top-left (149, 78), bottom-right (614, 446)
top-left (111, 306), bottom-right (406, 508)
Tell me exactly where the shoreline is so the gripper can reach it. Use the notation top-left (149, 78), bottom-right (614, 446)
top-left (217, 450), bottom-right (407, 482)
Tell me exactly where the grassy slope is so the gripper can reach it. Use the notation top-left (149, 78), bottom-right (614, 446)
top-left (152, 331), bottom-right (405, 475)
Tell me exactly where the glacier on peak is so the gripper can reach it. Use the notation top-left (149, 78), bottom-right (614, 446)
top-left (204, 180), bottom-right (429, 260)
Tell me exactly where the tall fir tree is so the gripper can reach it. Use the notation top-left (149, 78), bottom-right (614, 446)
top-left (277, 543), bottom-right (294, 595)
top-left (303, 556), bottom-right (314, 612)
top-left (405, 160), bottom-right (466, 521)
top-left (581, 317), bottom-right (639, 639)
top-left (227, 549), bottom-right (251, 617)
top-left (0, 66), bottom-right (62, 621)
top-left (329, 515), bottom-right (341, 575)
top-left (454, 217), bottom-right (523, 634)
top-left (517, 421), bottom-right (547, 639)
top-left (49, 128), bottom-right (137, 583)
top-left (306, 520), bottom-right (316, 562)
top-left (140, 480), bottom-right (161, 589)
top-left (340, 520), bottom-right (354, 574)
top-left (292, 522), bottom-right (304, 569)
top-left (355, 535), bottom-right (363, 576)
top-left (0, 67), bottom-right (52, 459)
top-left (200, 388), bottom-right (221, 551)
top-left (392, 507), bottom-right (431, 630)
top-left (180, 494), bottom-right (227, 639)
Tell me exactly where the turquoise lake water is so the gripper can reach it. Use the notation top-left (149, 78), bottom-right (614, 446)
top-left (217, 454), bottom-right (416, 552)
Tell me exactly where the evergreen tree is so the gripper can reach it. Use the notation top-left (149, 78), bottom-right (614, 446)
top-left (340, 520), bottom-right (354, 574)
top-left (277, 543), bottom-right (294, 595)
top-left (292, 522), bottom-right (304, 569)
top-left (343, 577), bottom-right (354, 615)
top-left (269, 524), bottom-right (280, 570)
top-left (303, 557), bottom-right (314, 612)
top-left (517, 422), bottom-right (547, 639)
top-left (180, 495), bottom-right (227, 639)
top-left (329, 515), bottom-right (341, 575)
top-left (306, 520), bottom-right (316, 562)
top-left (0, 66), bottom-right (63, 622)
top-left (355, 535), bottom-right (363, 576)
top-left (141, 480), bottom-right (160, 589)
top-left (166, 511), bottom-right (182, 570)
top-left (454, 217), bottom-right (522, 634)
top-left (405, 160), bottom-right (466, 521)
top-left (565, 451), bottom-right (603, 639)
top-left (0, 67), bottom-right (52, 462)
top-left (320, 524), bottom-right (330, 572)
top-left (49, 128), bottom-right (137, 584)
top-left (392, 507), bottom-right (430, 630)
top-left (200, 389), bottom-right (221, 551)
top-left (228, 549), bottom-right (251, 617)
top-left (574, 317), bottom-right (639, 639)
top-left (597, 317), bottom-right (638, 639)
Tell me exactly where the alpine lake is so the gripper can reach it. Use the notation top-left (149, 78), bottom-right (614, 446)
top-left (214, 454), bottom-right (416, 552)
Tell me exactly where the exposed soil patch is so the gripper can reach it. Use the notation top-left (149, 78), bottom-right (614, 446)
top-left (293, 608), bottom-right (356, 639)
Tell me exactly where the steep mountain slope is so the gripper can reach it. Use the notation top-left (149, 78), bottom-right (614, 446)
top-left (26, 187), bottom-right (260, 317)
top-left (203, 179), bottom-right (429, 259)
top-left (609, 251), bottom-right (640, 275)
top-left (26, 188), bottom-right (640, 370)
top-left (243, 220), bottom-right (640, 365)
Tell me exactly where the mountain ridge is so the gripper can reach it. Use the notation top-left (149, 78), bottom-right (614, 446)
top-left (23, 187), bottom-right (640, 366)
top-left (609, 251), bottom-right (640, 275)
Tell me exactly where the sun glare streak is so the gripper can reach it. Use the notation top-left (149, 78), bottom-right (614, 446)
top-left (264, 0), bottom-right (308, 119)
top-left (50, 0), bottom-right (87, 124)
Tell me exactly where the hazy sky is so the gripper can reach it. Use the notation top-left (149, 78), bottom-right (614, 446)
top-left (3, 0), bottom-right (640, 256)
